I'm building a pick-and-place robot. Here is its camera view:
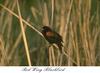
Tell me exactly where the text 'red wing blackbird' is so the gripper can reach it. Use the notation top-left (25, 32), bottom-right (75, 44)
top-left (41, 26), bottom-right (63, 53)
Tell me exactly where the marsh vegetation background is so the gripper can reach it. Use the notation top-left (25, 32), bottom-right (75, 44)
top-left (0, 0), bottom-right (100, 66)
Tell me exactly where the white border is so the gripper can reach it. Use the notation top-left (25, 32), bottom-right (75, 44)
top-left (0, 66), bottom-right (100, 73)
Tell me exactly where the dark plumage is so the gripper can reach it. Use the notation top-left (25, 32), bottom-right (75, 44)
top-left (41, 26), bottom-right (63, 53)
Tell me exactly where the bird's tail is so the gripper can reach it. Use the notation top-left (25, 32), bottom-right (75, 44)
top-left (57, 43), bottom-right (63, 53)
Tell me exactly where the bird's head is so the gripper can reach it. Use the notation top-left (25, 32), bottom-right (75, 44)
top-left (41, 26), bottom-right (52, 34)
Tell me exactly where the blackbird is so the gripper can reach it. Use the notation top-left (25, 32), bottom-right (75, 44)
top-left (41, 26), bottom-right (63, 53)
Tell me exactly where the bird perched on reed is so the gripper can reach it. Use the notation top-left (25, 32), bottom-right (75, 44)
top-left (41, 26), bottom-right (63, 53)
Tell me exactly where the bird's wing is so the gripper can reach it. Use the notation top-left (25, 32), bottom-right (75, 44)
top-left (53, 31), bottom-right (63, 42)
